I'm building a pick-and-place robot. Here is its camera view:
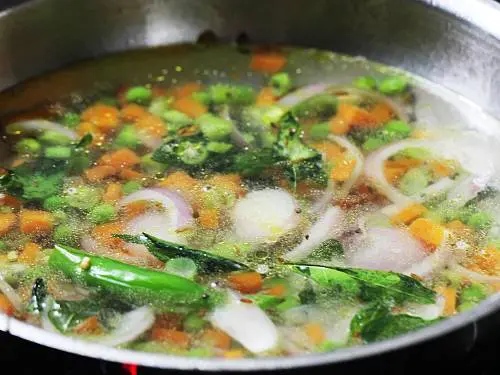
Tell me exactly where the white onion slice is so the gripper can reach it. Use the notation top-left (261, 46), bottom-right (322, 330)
top-left (447, 174), bottom-right (490, 208)
top-left (346, 227), bottom-right (427, 272)
top-left (405, 295), bottom-right (445, 320)
top-left (0, 272), bottom-right (23, 312)
top-left (89, 306), bottom-right (155, 347)
top-left (450, 264), bottom-right (500, 284)
top-left (284, 206), bottom-right (345, 261)
top-left (7, 120), bottom-right (78, 140)
top-left (210, 293), bottom-right (278, 353)
top-left (403, 231), bottom-right (451, 278)
top-left (232, 188), bottom-right (300, 243)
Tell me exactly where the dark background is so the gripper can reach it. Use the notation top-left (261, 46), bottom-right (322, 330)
top-left (0, 0), bottom-right (499, 374)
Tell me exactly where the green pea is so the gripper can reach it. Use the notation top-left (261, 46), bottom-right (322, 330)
top-left (88, 204), bottom-right (117, 224)
top-left (162, 110), bottom-right (192, 127)
top-left (14, 138), bottom-right (41, 156)
top-left (114, 125), bottom-right (140, 149)
top-left (270, 72), bottom-right (292, 96)
top-left (62, 112), bottom-right (81, 128)
top-left (54, 224), bottom-right (81, 246)
top-left (69, 154), bottom-right (91, 174)
top-left (309, 122), bottom-right (330, 141)
top-left (197, 114), bottom-right (233, 140)
top-left (0, 241), bottom-right (7, 251)
top-left (378, 76), bottom-right (409, 95)
top-left (125, 86), bottom-right (153, 104)
top-left (184, 314), bottom-right (207, 332)
top-left (39, 130), bottom-right (72, 145)
top-left (353, 75), bottom-right (377, 91)
top-left (148, 96), bottom-right (173, 117)
top-left (466, 211), bottom-right (492, 230)
top-left (141, 153), bottom-right (167, 174)
top-left (207, 84), bottom-right (255, 105)
top-left (384, 120), bottom-right (412, 138)
top-left (65, 186), bottom-right (101, 210)
top-left (123, 181), bottom-right (143, 195)
top-left (178, 141), bottom-right (209, 165)
top-left (44, 146), bottom-right (72, 159)
top-left (362, 137), bottom-right (386, 152)
top-left (399, 168), bottom-right (431, 196)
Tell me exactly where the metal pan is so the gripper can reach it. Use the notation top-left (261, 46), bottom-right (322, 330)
top-left (0, 0), bottom-right (499, 371)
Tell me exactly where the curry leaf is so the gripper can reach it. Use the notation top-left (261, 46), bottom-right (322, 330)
top-left (350, 303), bottom-right (390, 336)
top-left (361, 314), bottom-right (442, 342)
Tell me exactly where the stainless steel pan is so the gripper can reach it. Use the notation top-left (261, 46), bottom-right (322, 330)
top-left (0, 0), bottom-right (499, 371)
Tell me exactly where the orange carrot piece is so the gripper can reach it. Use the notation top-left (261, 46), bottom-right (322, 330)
top-left (264, 283), bottom-right (287, 297)
top-left (73, 316), bottom-right (102, 334)
top-left (304, 323), bottom-right (326, 345)
top-left (170, 82), bottom-right (203, 99)
top-left (102, 183), bottom-right (123, 203)
top-left (151, 328), bottom-right (190, 349)
top-left (330, 158), bottom-right (357, 182)
top-left (409, 218), bottom-right (445, 248)
top-left (0, 294), bottom-right (14, 315)
top-left (171, 97), bottom-right (208, 118)
top-left (158, 171), bottom-right (199, 191)
top-left (430, 160), bottom-right (455, 178)
top-left (198, 208), bottom-right (220, 229)
top-left (85, 165), bottom-right (117, 182)
top-left (0, 213), bottom-right (17, 236)
top-left (223, 350), bottom-right (245, 359)
top-left (100, 149), bottom-right (140, 169)
top-left (19, 242), bottom-right (42, 264)
top-left (250, 51), bottom-right (287, 73)
top-left (154, 313), bottom-right (184, 330)
top-left (81, 104), bottom-right (120, 134)
top-left (202, 329), bottom-right (232, 350)
top-left (435, 286), bottom-right (457, 316)
top-left (92, 222), bottom-right (124, 248)
top-left (369, 102), bottom-right (394, 124)
top-left (135, 114), bottom-right (167, 138)
top-left (119, 168), bottom-right (144, 181)
top-left (227, 272), bottom-right (263, 294)
top-left (122, 201), bottom-right (148, 219)
top-left (386, 158), bottom-right (422, 169)
top-left (0, 194), bottom-right (21, 209)
top-left (311, 142), bottom-right (344, 161)
top-left (391, 204), bottom-right (427, 225)
top-left (19, 210), bottom-right (53, 234)
top-left (329, 115), bottom-right (350, 135)
top-left (256, 87), bottom-right (276, 106)
top-left (121, 103), bottom-right (148, 122)
top-left (207, 174), bottom-right (245, 197)
top-left (384, 166), bottom-right (407, 185)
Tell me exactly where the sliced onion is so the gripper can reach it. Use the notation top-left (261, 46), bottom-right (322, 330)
top-left (7, 120), bottom-right (78, 140)
top-left (405, 295), bottom-right (445, 320)
top-left (450, 264), bottom-right (500, 284)
top-left (446, 174), bottom-right (490, 208)
top-left (403, 231), bottom-right (451, 278)
top-left (325, 308), bottom-right (359, 345)
top-left (120, 188), bottom-right (193, 228)
top-left (345, 227), bottom-right (427, 272)
top-left (232, 188), bottom-right (300, 243)
top-left (88, 306), bottom-right (155, 347)
top-left (210, 292), bottom-right (278, 354)
top-left (0, 272), bottom-right (23, 312)
top-left (284, 206), bottom-right (345, 261)
top-left (278, 85), bottom-right (409, 122)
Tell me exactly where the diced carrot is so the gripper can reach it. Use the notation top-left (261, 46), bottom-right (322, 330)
top-left (102, 183), bottom-right (123, 203)
top-left (198, 208), bottom-right (220, 229)
top-left (158, 171), bottom-right (199, 192)
top-left (384, 158), bottom-right (422, 184)
top-left (409, 218), bottom-right (445, 248)
top-left (19, 210), bottom-right (53, 234)
top-left (223, 350), bottom-right (245, 359)
top-left (76, 121), bottom-right (106, 146)
top-left (121, 103), bottom-right (148, 122)
top-left (154, 313), bottom-right (183, 330)
top-left (135, 114), bottom-right (167, 138)
top-left (430, 160), bottom-right (455, 178)
top-left (336, 103), bottom-right (379, 130)
top-left (0, 294), bottom-right (14, 315)
top-left (122, 201), bottom-right (148, 219)
top-left (152, 86), bottom-right (168, 98)
top-left (151, 328), bottom-right (190, 349)
top-left (387, 158), bottom-right (422, 169)
top-left (304, 323), bottom-right (326, 345)
top-left (18, 242), bottom-right (42, 264)
top-left (469, 245), bottom-right (500, 275)
top-left (73, 316), bottom-right (102, 334)
top-left (100, 149), bottom-right (140, 169)
top-left (119, 168), bottom-right (144, 181)
top-left (170, 82), bottom-right (203, 99)
top-left (311, 142), bottom-right (344, 161)
top-left (384, 166), bottom-right (407, 185)
top-left (202, 329), bottom-right (232, 350)
top-left (206, 174), bottom-right (245, 197)
top-left (0, 194), bottom-right (21, 209)
top-left (84, 165), bottom-right (117, 182)
top-left (329, 115), bottom-right (350, 135)
top-left (264, 283), bottom-right (287, 297)
top-left (250, 51), bottom-right (287, 73)
top-left (330, 158), bottom-right (357, 182)
top-left (256, 87), bottom-right (276, 106)
top-left (445, 220), bottom-right (471, 234)
top-left (391, 204), bottom-right (428, 225)
top-left (435, 286), bottom-right (457, 316)
top-left (92, 222), bottom-right (124, 248)
top-left (171, 97), bottom-right (208, 118)
top-left (227, 272), bottom-right (263, 294)
top-left (0, 213), bottom-right (17, 236)
top-left (81, 104), bottom-right (120, 134)
top-left (369, 102), bottom-right (394, 124)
